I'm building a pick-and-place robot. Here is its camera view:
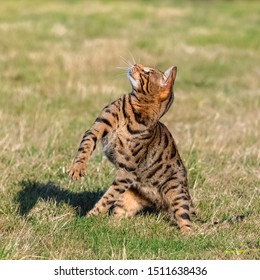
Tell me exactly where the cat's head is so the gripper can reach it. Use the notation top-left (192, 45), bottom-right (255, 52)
top-left (128, 64), bottom-right (177, 117)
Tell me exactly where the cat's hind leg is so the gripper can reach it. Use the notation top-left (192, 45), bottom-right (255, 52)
top-left (87, 171), bottom-right (137, 216)
top-left (113, 188), bottom-right (152, 218)
top-left (87, 185), bottom-right (116, 217)
top-left (87, 179), bottom-right (128, 217)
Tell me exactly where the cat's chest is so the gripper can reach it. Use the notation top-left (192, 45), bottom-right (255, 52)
top-left (101, 128), bottom-right (145, 166)
top-left (102, 130), bottom-right (127, 157)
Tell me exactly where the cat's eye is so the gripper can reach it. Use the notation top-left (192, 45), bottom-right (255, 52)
top-left (144, 69), bottom-right (154, 75)
top-left (143, 67), bottom-right (153, 74)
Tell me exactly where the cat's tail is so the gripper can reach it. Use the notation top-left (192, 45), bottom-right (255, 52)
top-left (192, 211), bottom-right (250, 227)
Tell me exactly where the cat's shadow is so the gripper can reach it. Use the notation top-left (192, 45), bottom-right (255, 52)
top-left (17, 180), bottom-right (157, 218)
top-left (17, 180), bottom-right (104, 217)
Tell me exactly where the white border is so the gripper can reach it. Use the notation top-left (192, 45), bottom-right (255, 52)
top-left (0, 260), bottom-right (258, 280)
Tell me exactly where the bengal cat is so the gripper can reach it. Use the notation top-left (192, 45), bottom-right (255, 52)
top-left (68, 63), bottom-right (195, 234)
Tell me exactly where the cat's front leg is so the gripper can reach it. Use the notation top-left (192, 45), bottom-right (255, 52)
top-left (68, 130), bottom-right (98, 180)
top-left (159, 173), bottom-right (193, 234)
top-left (165, 187), bottom-right (194, 234)
top-left (68, 104), bottom-right (120, 180)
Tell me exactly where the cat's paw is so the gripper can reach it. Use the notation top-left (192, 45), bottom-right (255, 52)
top-left (67, 163), bottom-right (86, 180)
top-left (180, 225), bottom-right (194, 235)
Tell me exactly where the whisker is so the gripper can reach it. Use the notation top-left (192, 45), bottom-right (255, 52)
top-left (128, 51), bottom-right (136, 65)
top-left (112, 71), bottom-right (129, 79)
top-left (119, 56), bottom-right (133, 68)
top-left (115, 66), bottom-right (129, 70)
top-left (114, 72), bottom-right (127, 77)
top-left (113, 66), bottom-right (129, 78)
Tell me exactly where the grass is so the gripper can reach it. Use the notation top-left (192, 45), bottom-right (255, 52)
top-left (0, 0), bottom-right (259, 260)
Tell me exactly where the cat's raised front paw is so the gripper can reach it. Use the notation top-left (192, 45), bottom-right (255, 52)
top-left (68, 164), bottom-right (86, 180)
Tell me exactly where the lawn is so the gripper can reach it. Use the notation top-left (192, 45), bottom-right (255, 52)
top-left (0, 0), bottom-right (259, 259)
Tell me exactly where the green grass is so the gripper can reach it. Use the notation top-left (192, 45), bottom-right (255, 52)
top-left (0, 0), bottom-right (259, 260)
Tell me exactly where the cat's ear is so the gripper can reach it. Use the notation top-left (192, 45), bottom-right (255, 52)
top-left (163, 66), bottom-right (177, 84)
top-left (160, 66), bottom-right (177, 101)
